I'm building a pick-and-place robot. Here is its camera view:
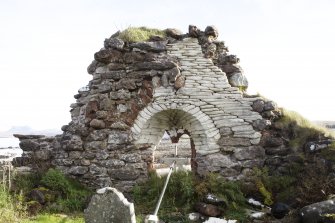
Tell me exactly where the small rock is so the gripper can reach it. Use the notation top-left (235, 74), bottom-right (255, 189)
top-left (265, 145), bottom-right (290, 156)
top-left (204, 194), bottom-right (226, 206)
top-left (253, 119), bottom-right (271, 131)
top-left (252, 100), bottom-right (265, 113)
top-left (104, 37), bottom-right (124, 50)
top-left (271, 202), bottom-right (290, 219)
top-left (90, 119), bottom-right (106, 129)
top-left (194, 202), bottom-right (221, 217)
top-left (29, 189), bottom-right (46, 204)
top-left (130, 41), bottom-right (167, 52)
top-left (203, 217), bottom-right (237, 223)
top-left (247, 198), bottom-right (264, 208)
top-left (165, 28), bottom-right (183, 40)
top-left (69, 166), bottom-right (88, 175)
top-left (250, 211), bottom-right (266, 219)
top-left (188, 212), bottom-right (201, 221)
top-left (262, 135), bottom-right (284, 147)
top-left (220, 64), bottom-right (243, 75)
top-left (188, 25), bottom-right (201, 38)
top-left (228, 72), bottom-right (248, 88)
top-left (264, 101), bottom-right (277, 111)
top-left (174, 74), bottom-right (185, 89)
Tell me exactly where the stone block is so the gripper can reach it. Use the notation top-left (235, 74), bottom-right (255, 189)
top-left (108, 131), bottom-right (130, 145)
top-left (234, 146), bottom-right (265, 161)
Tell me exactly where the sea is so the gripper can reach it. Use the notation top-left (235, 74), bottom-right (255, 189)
top-left (0, 137), bottom-right (22, 161)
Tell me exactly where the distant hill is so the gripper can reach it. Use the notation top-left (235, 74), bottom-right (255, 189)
top-left (0, 126), bottom-right (62, 137)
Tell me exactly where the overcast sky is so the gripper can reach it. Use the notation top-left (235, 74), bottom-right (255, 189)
top-left (0, 0), bottom-right (334, 131)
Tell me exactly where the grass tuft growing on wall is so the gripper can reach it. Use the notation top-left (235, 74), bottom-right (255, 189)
top-left (117, 27), bottom-right (166, 42)
top-left (276, 108), bottom-right (335, 149)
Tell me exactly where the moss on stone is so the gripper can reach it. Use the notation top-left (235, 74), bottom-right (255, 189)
top-left (117, 26), bottom-right (166, 42)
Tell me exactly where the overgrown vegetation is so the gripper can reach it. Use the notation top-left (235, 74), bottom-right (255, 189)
top-left (276, 108), bottom-right (335, 149)
top-left (22, 213), bottom-right (84, 223)
top-left (0, 184), bottom-right (27, 223)
top-left (0, 168), bottom-right (89, 223)
top-left (133, 171), bottom-right (248, 222)
top-left (248, 164), bottom-right (335, 209)
top-left (117, 26), bottom-right (166, 42)
top-left (250, 167), bottom-right (297, 206)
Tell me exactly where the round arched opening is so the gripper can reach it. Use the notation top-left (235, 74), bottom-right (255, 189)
top-left (153, 131), bottom-right (197, 175)
top-left (132, 107), bottom-right (219, 175)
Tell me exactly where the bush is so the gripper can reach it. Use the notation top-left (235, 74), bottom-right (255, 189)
top-left (117, 27), bottom-right (166, 42)
top-left (12, 173), bottom-right (41, 195)
top-left (40, 169), bottom-right (70, 195)
top-left (40, 169), bottom-right (91, 212)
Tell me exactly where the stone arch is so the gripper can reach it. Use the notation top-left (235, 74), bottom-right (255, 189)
top-left (131, 103), bottom-right (220, 155)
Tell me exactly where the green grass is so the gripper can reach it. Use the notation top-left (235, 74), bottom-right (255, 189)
top-left (0, 184), bottom-right (27, 223)
top-left (22, 214), bottom-right (84, 223)
top-left (133, 171), bottom-right (248, 222)
top-left (0, 169), bottom-right (89, 223)
top-left (276, 108), bottom-right (335, 149)
top-left (117, 26), bottom-right (166, 42)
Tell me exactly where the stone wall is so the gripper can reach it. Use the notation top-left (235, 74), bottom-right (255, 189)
top-left (13, 25), bottom-right (316, 192)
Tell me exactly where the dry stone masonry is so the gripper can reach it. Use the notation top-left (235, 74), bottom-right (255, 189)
top-left (13, 25), bottom-right (299, 191)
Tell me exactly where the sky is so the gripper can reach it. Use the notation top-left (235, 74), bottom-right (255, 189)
top-left (0, 0), bottom-right (334, 131)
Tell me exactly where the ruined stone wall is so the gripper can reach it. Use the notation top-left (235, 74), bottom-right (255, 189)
top-left (13, 25), bottom-right (312, 191)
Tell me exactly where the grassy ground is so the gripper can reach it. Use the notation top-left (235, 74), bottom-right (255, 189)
top-left (22, 214), bottom-right (84, 223)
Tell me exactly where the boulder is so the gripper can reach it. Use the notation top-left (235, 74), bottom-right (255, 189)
top-left (299, 199), bottom-right (335, 223)
top-left (84, 187), bottom-right (136, 223)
